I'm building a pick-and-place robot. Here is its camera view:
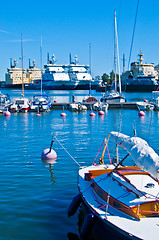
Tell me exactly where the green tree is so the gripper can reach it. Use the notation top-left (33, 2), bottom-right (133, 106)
top-left (109, 70), bottom-right (119, 83)
top-left (95, 75), bottom-right (101, 80)
top-left (102, 73), bottom-right (110, 83)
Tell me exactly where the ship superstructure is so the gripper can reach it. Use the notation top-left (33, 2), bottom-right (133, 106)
top-left (121, 50), bottom-right (158, 92)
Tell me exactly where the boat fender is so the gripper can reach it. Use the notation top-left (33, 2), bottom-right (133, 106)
top-left (80, 213), bottom-right (95, 239)
top-left (68, 194), bottom-right (82, 217)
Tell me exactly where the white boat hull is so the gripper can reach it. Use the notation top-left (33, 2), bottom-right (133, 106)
top-left (78, 164), bottom-right (159, 240)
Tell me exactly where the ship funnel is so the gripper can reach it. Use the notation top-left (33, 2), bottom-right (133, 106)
top-left (123, 54), bottom-right (125, 73)
top-left (47, 53), bottom-right (49, 63)
top-left (14, 59), bottom-right (17, 68)
top-left (10, 58), bottom-right (13, 68)
top-left (69, 53), bottom-right (72, 64)
top-left (29, 59), bottom-right (31, 68)
top-left (33, 60), bottom-right (35, 68)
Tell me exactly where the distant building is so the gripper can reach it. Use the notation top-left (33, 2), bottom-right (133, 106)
top-left (5, 59), bottom-right (42, 86)
top-left (121, 50), bottom-right (158, 92)
top-left (121, 51), bottom-right (158, 85)
top-left (5, 59), bottom-right (28, 85)
top-left (27, 60), bottom-right (43, 83)
top-left (154, 64), bottom-right (159, 80)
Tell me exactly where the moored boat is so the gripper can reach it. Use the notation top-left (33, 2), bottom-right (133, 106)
top-left (151, 91), bottom-right (159, 110)
top-left (100, 90), bottom-right (126, 103)
top-left (69, 131), bottom-right (159, 240)
top-left (100, 11), bottom-right (126, 103)
top-left (0, 92), bottom-right (12, 113)
top-left (136, 101), bottom-right (154, 111)
top-left (10, 34), bottom-right (30, 113)
top-left (93, 101), bottom-right (109, 111)
top-left (30, 94), bottom-right (51, 112)
top-left (69, 103), bottom-right (87, 112)
top-left (10, 97), bottom-right (30, 112)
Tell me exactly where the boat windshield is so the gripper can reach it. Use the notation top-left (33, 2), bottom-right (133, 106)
top-left (15, 100), bottom-right (24, 105)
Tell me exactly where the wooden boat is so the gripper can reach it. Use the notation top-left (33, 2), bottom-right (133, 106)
top-left (69, 131), bottom-right (159, 239)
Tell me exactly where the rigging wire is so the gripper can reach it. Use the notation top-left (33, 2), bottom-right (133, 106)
top-left (55, 136), bottom-right (81, 167)
top-left (127, 0), bottom-right (140, 70)
top-left (132, 120), bottom-right (137, 137)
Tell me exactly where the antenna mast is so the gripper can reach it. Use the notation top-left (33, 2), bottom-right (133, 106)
top-left (89, 43), bottom-right (92, 96)
top-left (127, 0), bottom-right (140, 70)
top-left (114, 10), bottom-right (121, 94)
top-left (21, 33), bottom-right (24, 98)
top-left (40, 36), bottom-right (43, 95)
top-left (114, 10), bottom-right (117, 92)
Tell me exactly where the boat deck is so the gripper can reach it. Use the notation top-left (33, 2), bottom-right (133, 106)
top-left (79, 165), bottom-right (159, 240)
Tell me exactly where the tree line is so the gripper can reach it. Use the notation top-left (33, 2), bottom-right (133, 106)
top-left (95, 70), bottom-right (119, 85)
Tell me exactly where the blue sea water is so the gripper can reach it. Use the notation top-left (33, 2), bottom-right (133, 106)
top-left (0, 89), bottom-right (159, 240)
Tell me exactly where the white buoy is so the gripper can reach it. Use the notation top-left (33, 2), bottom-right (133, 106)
top-left (41, 135), bottom-right (57, 161)
top-left (41, 148), bottom-right (57, 161)
top-left (36, 113), bottom-right (41, 117)
top-left (4, 111), bottom-right (11, 117)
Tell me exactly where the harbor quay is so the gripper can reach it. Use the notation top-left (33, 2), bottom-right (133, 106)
top-left (51, 101), bottom-right (138, 110)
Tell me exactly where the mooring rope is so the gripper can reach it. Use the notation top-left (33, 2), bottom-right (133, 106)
top-left (55, 136), bottom-right (81, 167)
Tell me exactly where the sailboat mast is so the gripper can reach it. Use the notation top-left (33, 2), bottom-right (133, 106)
top-left (21, 33), bottom-right (24, 98)
top-left (40, 36), bottom-right (43, 95)
top-left (89, 43), bottom-right (92, 96)
top-left (114, 10), bottom-right (121, 94)
top-left (114, 10), bottom-right (117, 92)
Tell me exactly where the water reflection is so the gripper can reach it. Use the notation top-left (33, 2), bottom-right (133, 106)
top-left (42, 158), bottom-right (56, 185)
top-left (67, 205), bottom-right (123, 240)
top-left (67, 232), bottom-right (80, 240)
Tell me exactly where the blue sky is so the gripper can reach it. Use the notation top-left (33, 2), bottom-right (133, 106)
top-left (0, 0), bottom-right (158, 81)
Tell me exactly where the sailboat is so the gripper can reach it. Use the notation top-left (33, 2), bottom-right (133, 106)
top-left (69, 131), bottom-right (159, 240)
top-left (83, 43), bottom-right (98, 103)
top-left (0, 92), bottom-right (12, 113)
top-left (10, 34), bottom-right (30, 113)
top-left (101, 11), bottom-right (126, 103)
top-left (30, 37), bottom-right (51, 112)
